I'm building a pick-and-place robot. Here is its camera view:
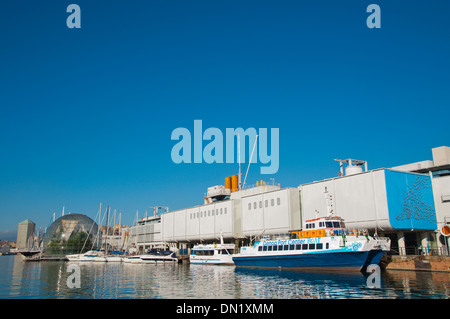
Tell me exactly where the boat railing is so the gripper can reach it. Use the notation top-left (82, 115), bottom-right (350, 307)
top-left (250, 233), bottom-right (292, 244)
top-left (331, 228), bottom-right (371, 236)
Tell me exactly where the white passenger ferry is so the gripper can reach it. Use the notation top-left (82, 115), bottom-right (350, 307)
top-left (232, 216), bottom-right (390, 271)
top-left (190, 237), bottom-right (235, 265)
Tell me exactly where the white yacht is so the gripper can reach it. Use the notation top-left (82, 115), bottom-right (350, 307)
top-left (66, 250), bottom-right (107, 262)
top-left (140, 251), bottom-right (178, 264)
top-left (190, 238), bottom-right (235, 265)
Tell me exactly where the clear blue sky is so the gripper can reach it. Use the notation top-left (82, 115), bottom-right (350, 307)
top-left (1, 1), bottom-right (449, 240)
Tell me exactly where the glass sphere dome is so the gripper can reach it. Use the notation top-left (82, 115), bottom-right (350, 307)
top-left (43, 213), bottom-right (99, 256)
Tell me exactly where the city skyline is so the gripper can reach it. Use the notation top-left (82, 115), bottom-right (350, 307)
top-left (1, 1), bottom-right (449, 236)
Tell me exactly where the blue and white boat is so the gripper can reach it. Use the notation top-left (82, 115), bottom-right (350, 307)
top-left (232, 216), bottom-right (390, 271)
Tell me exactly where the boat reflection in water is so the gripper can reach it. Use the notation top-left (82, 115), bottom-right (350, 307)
top-left (233, 267), bottom-right (387, 299)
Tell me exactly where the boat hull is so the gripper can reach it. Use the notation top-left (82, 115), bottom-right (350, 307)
top-left (123, 256), bottom-right (143, 264)
top-left (363, 249), bottom-right (386, 269)
top-left (66, 255), bottom-right (82, 261)
top-left (140, 257), bottom-right (177, 264)
top-left (190, 257), bottom-right (234, 265)
top-left (232, 251), bottom-right (370, 271)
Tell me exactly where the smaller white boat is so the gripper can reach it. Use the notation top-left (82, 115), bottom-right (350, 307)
top-left (190, 237), bottom-right (235, 265)
top-left (66, 250), bottom-right (107, 262)
top-left (140, 251), bottom-right (178, 264)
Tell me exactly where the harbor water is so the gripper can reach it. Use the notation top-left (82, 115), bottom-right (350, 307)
top-left (1, 255), bottom-right (449, 299)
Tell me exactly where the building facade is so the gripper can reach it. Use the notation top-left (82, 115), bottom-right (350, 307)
top-left (122, 146), bottom-right (449, 257)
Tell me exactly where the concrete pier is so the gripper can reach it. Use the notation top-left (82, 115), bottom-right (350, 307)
top-left (383, 255), bottom-right (450, 272)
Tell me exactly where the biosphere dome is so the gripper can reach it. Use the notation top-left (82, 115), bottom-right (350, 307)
top-left (43, 214), bottom-right (99, 256)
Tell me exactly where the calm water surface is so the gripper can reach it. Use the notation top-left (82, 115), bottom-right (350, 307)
top-left (1, 255), bottom-right (449, 299)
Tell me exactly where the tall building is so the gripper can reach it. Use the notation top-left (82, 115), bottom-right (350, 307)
top-left (16, 219), bottom-right (35, 250)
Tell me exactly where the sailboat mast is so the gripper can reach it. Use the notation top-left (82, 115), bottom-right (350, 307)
top-left (105, 206), bottom-right (110, 254)
top-left (112, 208), bottom-right (117, 252)
top-left (238, 133), bottom-right (241, 190)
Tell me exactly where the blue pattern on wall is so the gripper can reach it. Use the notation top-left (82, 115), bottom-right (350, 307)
top-left (385, 169), bottom-right (437, 230)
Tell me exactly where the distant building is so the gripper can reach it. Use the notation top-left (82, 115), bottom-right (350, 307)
top-left (16, 219), bottom-right (35, 250)
top-left (0, 245), bottom-right (11, 255)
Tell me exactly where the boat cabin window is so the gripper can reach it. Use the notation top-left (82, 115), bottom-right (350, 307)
top-left (278, 245), bottom-right (283, 251)
top-left (273, 245), bottom-right (278, 251)
top-left (268, 246), bottom-right (273, 251)
top-left (194, 250), bottom-right (214, 256)
top-left (302, 244), bottom-right (308, 250)
top-left (316, 243), bottom-right (323, 250)
top-left (263, 246), bottom-right (268, 251)
top-left (325, 221), bottom-right (342, 228)
top-left (309, 243), bottom-right (315, 250)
